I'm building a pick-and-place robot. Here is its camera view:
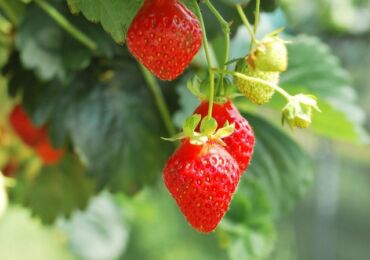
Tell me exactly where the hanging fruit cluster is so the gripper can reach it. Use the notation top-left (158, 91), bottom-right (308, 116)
top-left (125, 0), bottom-right (320, 232)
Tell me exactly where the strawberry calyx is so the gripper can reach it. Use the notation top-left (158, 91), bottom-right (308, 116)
top-left (282, 94), bottom-right (321, 129)
top-left (163, 114), bottom-right (235, 146)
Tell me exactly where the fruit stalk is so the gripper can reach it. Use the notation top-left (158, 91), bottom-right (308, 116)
top-left (213, 68), bottom-right (292, 101)
top-left (35, 0), bottom-right (97, 51)
top-left (140, 64), bottom-right (177, 138)
top-left (204, 0), bottom-right (230, 92)
top-left (254, 0), bottom-right (261, 37)
top-left (236, 4), bottom-right (257, 50)
top-left (193, 0), bottom-right (215, 119)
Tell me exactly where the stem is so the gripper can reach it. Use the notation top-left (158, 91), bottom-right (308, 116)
top-left (213, 68), bottom-right (292, 101)
top-left (0, 0), bottom-right (19, 25)
top-left (193, 0), bottom-right (215, 118)
top-left (35, 0), bottom-right (97, 51)
top-left (204, 0), bottom-right (230, 91)
top-left (236, 4), bottom-right (257, 50)
top-left (254, 0), bottom-right (261, 36)
top-left (139, 65), bottom-right (177, 138)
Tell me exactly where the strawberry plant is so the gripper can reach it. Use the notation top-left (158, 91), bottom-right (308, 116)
top-left (0, 0), bottom-right (368, 259)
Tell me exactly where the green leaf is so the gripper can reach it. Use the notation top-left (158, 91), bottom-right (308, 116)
top-left (16, 3), bottom-right (118, 81)
top-left (122, 185), bottom-right (228, 260)
top-left (10, 155), bottom-right (96, 224)
top-left (280, 35), bottom-right (369, 143)
top-left (67, 0), bottom-right (143, 44)
top-left (58, 192), bottom-right (130, 260)
top-left (220, 179), bottom-right (276, 260)
top-left (0, 207), bottom-right (74, 259)
top-left (7, 56), bottom-right (171, 195)
top-left (245, 113), bottom-right (313, 217)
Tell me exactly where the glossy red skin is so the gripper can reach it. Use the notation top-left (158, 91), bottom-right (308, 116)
top-left (35, 138), bottom-right (64, 165)
top-left (164, 140), bottom-right (240, 233)
top-left (9, 105), bottom-right (47, 147)
top-left (193, 101), bottom-right (255, 174)
top-left (127, 0), bottom-right (202, 80)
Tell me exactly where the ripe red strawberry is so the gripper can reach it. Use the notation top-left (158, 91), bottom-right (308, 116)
top-left (1, 160), bottom-right (18, 177)
top-left (9, 105), bottom-right (47, 147)
top-left (35, 137), bottom-right (64, 165)
top-left (193, 101), bottom-right (255, 173)
top-left (164, 140), bottom-right (240, 233)
top-left (126, 0), bottom-right (202, 81)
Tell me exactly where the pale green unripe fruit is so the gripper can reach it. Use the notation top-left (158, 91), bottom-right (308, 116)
top-left (282, 94), bottom-right (320, 129)
top-left (235, 60), bottom-right (280, 105)
top-left (253, 36), bottom-right (288, 72)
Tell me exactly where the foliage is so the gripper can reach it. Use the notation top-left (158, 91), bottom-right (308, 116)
top-left (0, 0), bottom-right (367, 259)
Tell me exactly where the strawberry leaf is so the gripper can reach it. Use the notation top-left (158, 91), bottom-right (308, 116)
top-left (10, 155), bottom-right (96, 224)
top-left (16, 3), bottom-right (118, 81)
top-left (7, 55), bottom-right (172, 195)
top-left (280, 35), bottom-right (369, 143)
top-left (66, 0), bottom-right (143, 44)
top-left (245, 113), bottom-right (313, 218)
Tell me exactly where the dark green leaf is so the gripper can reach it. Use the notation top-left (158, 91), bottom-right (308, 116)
top-left (245, 113), bottom-right (313, 217)
top-left (220, 179), bottom-right (276, 260)
top-left (7, 55), bottom-right (172, 195)
top-left (11, 155), bottom-right (96, 224)
top-left (122, 185), bottom-right (228, 260)
top-left (16, 3), bottom-right (118, 81)
top-left (67, 0), bottom-right (143, 44)
top-left (280, 35), bottom-right (369, 143)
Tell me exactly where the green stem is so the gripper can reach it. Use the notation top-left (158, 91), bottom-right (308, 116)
top-left (213, 68), bottom-right (292, 101)
top-left (254, 0), bottom-right (260, 36)
top-left (0, 0), bottom-right (19, 25)
top-left (236, 4), bottom-right (257, 50)
top-left (204, 0), bottom-right (230, 92)
top-left (193, 0), bottom-right (215, 118)
top-left (35, 0), bottom-right (97, 51)
top-left (140, 65), bottom-right (177, 138)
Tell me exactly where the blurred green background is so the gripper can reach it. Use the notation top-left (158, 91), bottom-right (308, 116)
top-left (0, 0), bottom-right (369, 259)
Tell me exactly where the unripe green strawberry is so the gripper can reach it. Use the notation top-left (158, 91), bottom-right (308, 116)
top-left (252, 36), bottom-right (288, 72)
top-left (282, 94), bottom-right (320, 129)
top-left (235, 60), bottom-right (279, 105)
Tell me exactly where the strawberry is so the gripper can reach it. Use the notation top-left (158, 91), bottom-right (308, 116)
top-left (193, 101), bottom-right (255, 173)
top-left (35, 137), bottom-right (64, 165)
top-left (9, 105), bottom-right (47, 147)
top-left (9, 104), bottom-right (64, 165)
top-left (1, 160), bottom-right (18, 177)
top-left (164, 140), bottom-right (240, 233)
top-left (235, 60), bottom-right (279, 105)
top-left (282, 94), bottom-right (320, 129)
top-left (251, 36), bottom-right (288, 72)
top-left (126, 0), bottom-right (202, 81)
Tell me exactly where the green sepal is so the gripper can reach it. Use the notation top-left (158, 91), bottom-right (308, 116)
top-left (183, 114), bottom-right (202, 136)
top-left (214, 121), bottom-right (235, 140)
top-left (200, 117), bottom-right (218, 136)
top-left (282, 94), bottom-right (321, 129)
top-left (162, 114), bottom-right (235, 146)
